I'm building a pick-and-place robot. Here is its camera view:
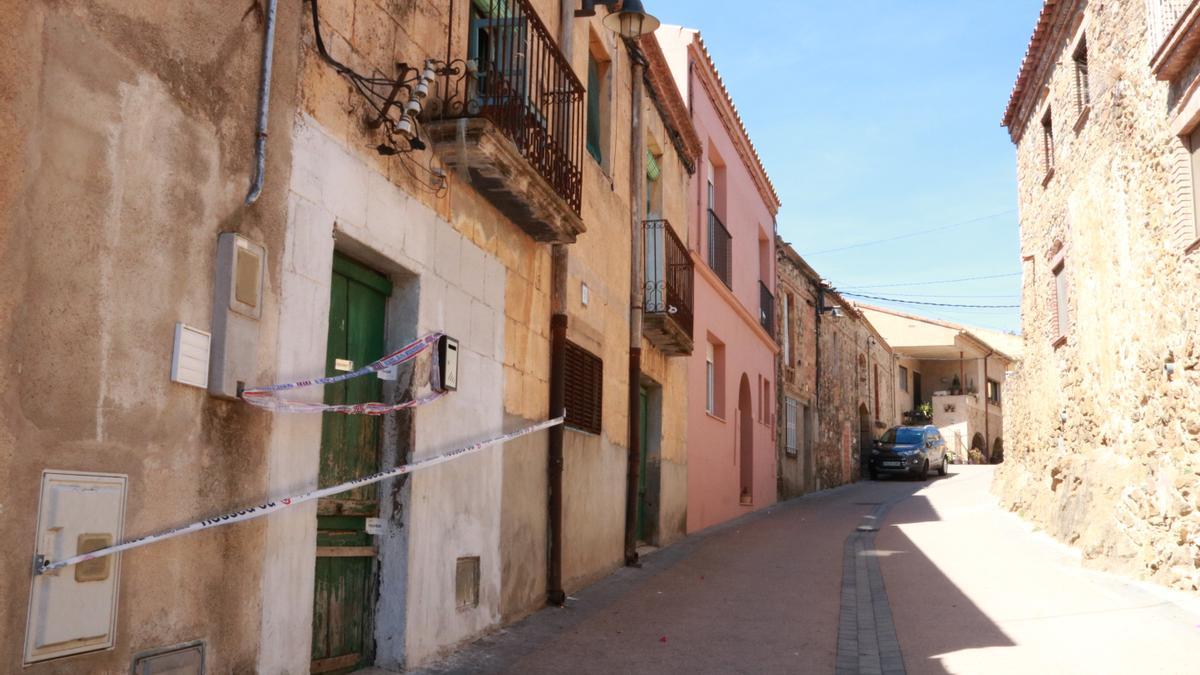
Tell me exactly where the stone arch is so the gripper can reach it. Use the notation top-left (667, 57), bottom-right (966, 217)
top-left (858, 403), bottom-right (872, 479)
top-left (991, 438), bottom-right (1004, 464)
top-left (971, 433), bottom-right (987, 464)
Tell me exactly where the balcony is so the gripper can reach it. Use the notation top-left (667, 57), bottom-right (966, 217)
top-left (424, 0), bottom-right (585, 244)
top-left (643, 220), bottom-right (694, 355)
top-left (707, 209), bottom-right (732, 289)
top-left (759, 281), bottom-right (775, 336)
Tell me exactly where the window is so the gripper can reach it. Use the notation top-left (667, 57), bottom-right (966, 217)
top-left (1073, 37), bottom-right (1090, 114)
top-left (761, 378), bottom-right (772, 425)
top-left (706, 340), bottom-right (727, 418)
top-left (785, 398), bottom-right (799, 456)
top-left (564, 340), bottom-right (603, 434)
top-left (705, 342), bottom-right (715, 414)
top-left (987, 379), bottom-right (1002, 405)
top-left (1042, 108), bottom-right (1055, 178)
top-left (899, 365), bottom-right (909, 392)
top-left (645, 145), bottom-right (663, 218)
top-left (1052, 259), bottom-right (1069, 344)
top-left (1188, 126), bottom-right (1200, 245)
top-left (586, 35), bottom-right (611, 166)
top-left (873, 364), bottom-right (880, 420)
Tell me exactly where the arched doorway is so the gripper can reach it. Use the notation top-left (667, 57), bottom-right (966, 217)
top-left (858, 403), bottom-right (872, 479)
top-left (971, 433), bottom-right (986, 463)
top-left (738, 374), bottom-right (753, 504)
top-left (991, 438), bottom-right (1004, 464)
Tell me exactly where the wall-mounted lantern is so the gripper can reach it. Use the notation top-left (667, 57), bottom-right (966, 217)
top-left (576, 0), bottom-right (661, 38)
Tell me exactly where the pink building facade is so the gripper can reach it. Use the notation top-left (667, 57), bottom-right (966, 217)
top-left (658, 26), bottom-right (782, 533)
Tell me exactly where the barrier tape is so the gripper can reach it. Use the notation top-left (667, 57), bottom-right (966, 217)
top-left (242, 332), bottom-right (444, 414)
top-left (36, 416), bottom-right (564, 575)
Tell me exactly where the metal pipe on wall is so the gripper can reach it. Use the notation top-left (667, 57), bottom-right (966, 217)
top-left (546, 0), bottom-right (574, 607)
top-left (624, 53), bottom-right (647, 566)
top-left (244, 0), bottom-right (279, 205)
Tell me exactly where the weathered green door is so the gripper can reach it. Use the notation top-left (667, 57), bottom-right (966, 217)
top-left (636, 387), bottom-right (649, 542)
top-left (311, 254), bottom-right (391, 674)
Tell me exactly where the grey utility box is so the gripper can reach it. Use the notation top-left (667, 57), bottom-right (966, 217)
top-left (208, 233), bottom-right (265, 400)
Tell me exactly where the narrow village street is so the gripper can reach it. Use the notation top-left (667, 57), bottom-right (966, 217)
top-left (9, 1), bottom-right (1200, 672)
top-left (419, 467), bottom-right (1200, 675)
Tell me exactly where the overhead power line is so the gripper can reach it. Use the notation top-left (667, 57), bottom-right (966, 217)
top-left (838, 272), bottom-right (1021, 290)
top-left (838, 291), bottom-right (1020, 309)
top-left (801, 209), bottom-right (1017, 256)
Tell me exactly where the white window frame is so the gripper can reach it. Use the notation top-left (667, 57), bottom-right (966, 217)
top-left (706, 342), bottom-right (716, 415)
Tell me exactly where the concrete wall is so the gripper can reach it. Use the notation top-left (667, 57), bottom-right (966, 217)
top-left (0, 1), bottom-right (303, 672)
top-left (1000, 0), bottom-right (1200, 591)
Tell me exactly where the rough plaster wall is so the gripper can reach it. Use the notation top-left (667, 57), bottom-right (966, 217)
top-left (0, 1), bottom-right (301, 672)
top-left (999, 0), bottom-right (1200, 592)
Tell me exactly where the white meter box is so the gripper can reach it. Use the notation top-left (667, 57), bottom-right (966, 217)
top-left (25, 471), bottom-right (127, 665)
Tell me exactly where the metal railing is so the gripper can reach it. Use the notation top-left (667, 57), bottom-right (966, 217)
top-left (707, 209), bottom-right (732, 289)
top-left (434, 0), bottom-right (585, 214)
top-left (759, 281), bottom-right (775, 336)
top-left (643, 219), bottom-right (694, 339)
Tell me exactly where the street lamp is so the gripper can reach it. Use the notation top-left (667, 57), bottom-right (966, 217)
top-left (577, 0), bottom-right (661, 39)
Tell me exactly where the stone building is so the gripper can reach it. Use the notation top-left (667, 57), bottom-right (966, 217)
top-left (774, 239), bottom-right (897, 499)
top-left (1000, 0), bottom-right (1200, 592)
top-left (656, 25), bottom-right (782, 532)
top-left (1, 0), bottom-right (699, 672)
top-left (860, 306), bottom-right (1013, 464)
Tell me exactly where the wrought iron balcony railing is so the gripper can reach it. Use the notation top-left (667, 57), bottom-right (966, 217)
top-left (429, 0), bottom-right (585, 215)
top-left (644, 219), bottom-right (694, 342)
top-left (707, 209), bottom-right (732, 289)
top-left (759, 280), bottom-right (775, 336)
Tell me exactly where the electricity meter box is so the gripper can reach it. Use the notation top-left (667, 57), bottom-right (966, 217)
top-left (437, 335), bottom-right (459, 392)
top-left (25, 471), bottom-right (128, 665)
top-left (208, 233), bottom-right (266, 399)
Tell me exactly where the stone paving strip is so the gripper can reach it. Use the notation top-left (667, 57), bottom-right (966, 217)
top-left (836, 498), bottom-right (907, 675)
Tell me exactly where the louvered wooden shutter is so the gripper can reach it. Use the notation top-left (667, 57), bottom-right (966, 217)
top-left (564, 340), bottom-right (603, 434)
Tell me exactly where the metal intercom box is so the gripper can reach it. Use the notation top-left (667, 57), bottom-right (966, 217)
top-left (25, 471), bottom-right (127, 664)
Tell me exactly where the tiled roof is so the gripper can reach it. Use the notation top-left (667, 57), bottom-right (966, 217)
top-left (1002, 1), bottom-right (1061, 133)
top-left (679, 28), bottom-right (781, 210)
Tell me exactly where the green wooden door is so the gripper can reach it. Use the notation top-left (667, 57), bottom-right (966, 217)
top-left (311, 254), bottom-right (392, 674)
top-left (636, 387), bottom-right (649, 542)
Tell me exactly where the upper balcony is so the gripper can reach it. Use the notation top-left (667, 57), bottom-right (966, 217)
top-left (706, 209), bottom-right (732, 289)
top-left (424, 0), bottom-right (585, 244)
top-left (759, 281), bottom-right (774, 336)
top-left (643, 219), bottom-right (694, 355)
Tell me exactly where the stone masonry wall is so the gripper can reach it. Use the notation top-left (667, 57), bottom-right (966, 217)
top-left (1000, 0), bottom-right (1200, 592)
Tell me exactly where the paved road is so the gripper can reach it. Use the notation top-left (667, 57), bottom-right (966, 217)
top-left (418, 467), bottom-right (1200, 674)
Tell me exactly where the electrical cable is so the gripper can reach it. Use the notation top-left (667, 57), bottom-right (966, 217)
top-left (838, 291), bottom-right (1019, 309)
top-left (837, 272), bottom-right (1021, 290)
top-left (800, 210), bottom-right (1017, 256)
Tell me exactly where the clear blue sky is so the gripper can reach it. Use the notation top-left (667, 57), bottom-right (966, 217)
top-left (650, 0), bottom-right (1043, 333)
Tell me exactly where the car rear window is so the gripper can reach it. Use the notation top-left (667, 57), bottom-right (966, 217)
top-left (880, 428), bottom-right (924, 444)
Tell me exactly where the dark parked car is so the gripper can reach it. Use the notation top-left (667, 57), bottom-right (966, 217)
top-left (869, 425), bottom-right (948, 480)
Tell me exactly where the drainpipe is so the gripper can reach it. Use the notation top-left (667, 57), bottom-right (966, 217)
top-left (547, 256), bottom-right (567, 606)
top-left (624, 52), bottom-right (647, 567)
top-left (244, 0), bottom-right (279, 205)
top-left (813, 284), bottom-right (823, 494)
top-left (546, 0), bottom-right (575, 607)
